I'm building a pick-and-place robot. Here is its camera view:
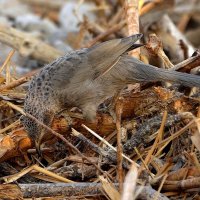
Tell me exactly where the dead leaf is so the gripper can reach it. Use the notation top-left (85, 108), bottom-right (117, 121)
top-left (0, 184), bottom-right (23, 200)
top-left (191, 119), bottom-right (200, 152)
top-left (0, 135), bottom-right (15, 159)
top-left (122, 163), bottom-right (138, 200)
top-left (99, 176), bottom-right (120, 200)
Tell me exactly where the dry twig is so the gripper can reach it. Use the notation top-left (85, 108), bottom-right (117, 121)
top-left (0, 25), bottom-right (62, 63)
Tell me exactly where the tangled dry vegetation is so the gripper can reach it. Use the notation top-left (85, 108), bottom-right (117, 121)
top-left (0, 0), bottom-right (200, 199)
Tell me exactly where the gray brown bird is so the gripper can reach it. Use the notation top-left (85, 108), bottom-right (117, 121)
top-left (21, 34), bottom-right (200, 152)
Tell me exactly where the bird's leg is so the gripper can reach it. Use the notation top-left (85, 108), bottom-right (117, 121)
top-left (35, 135), bottom-right (43, 156)
top-left (108, 91), bottom-right (121, 122)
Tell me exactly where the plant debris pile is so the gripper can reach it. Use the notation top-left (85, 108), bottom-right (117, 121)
top-left (0, 0), bottom-right (200, 199)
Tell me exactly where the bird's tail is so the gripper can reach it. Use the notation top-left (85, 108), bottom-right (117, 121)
top-left (118, 56), bottom-right (200, 88)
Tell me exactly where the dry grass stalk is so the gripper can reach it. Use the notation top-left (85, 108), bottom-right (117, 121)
top-left (142, 111), bottom-right (168, 170)
top-left (153, 174), bottom-right (168, 200)
top-left (0, 50), bottom-right (15, 74)
top-left (134, 147), bottom-right (152, 177)
top-left (82, 124), bottom-right (136, 165)
top-left (2, 164), bottom-right (74, 184)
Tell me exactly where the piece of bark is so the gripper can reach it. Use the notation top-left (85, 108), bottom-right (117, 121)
top-left (161, 177), bottom-right (200, 191)
top-left (123, 114), bottom-right (183, 153)
top-left (55, 163), bottom-right (97, 179)
top-left (0, 24), bottom-right (63, 63)
top-left (18, 183), bottom-right (169, 199)
top-left (170, 50), bottom-right (200, 73)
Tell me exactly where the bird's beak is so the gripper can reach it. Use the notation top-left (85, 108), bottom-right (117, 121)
top-left (127, 43), bottom-right (144, 51)
top-left (131, 43), bottom-right (145, 50)
top-left (129, 34), bottom-right (144, 50)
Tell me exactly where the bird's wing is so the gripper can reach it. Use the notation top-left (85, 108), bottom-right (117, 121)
top-left (41, 34), bottom-right (143, 89)
top-left (86, 34), bottom-right (143, 80)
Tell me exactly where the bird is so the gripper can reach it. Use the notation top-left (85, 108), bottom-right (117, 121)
top-left (21, 33), bottom-right (200, 153)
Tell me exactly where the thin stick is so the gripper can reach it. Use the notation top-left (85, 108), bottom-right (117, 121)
top-left (5, 101), bottom-right (26, 115)
top-left (0, 119), bottom-right (20, 134)
top-left (124, 0), bottom-right (140, 58)
top-left (140, 0), bottom-right (163, 16)
top-left (0, 68), bottom-right (39, 91)
top-left (6, 60), bottom-right (11, 84)
top-left (0, 76), bottom-right (31, 91)
top-left (116, 99), bottom-right (123, 192)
